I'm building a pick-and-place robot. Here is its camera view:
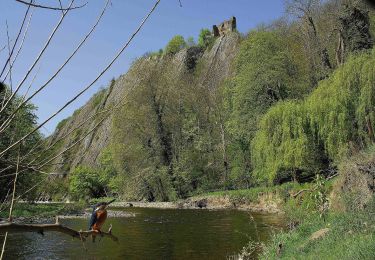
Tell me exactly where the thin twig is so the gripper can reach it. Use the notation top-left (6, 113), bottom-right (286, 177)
top-left (2, 9), bottom-right (34, 82)
top-left (0, 0), bottom-right (74, 115)
top-left (0, 0), bottom-right (161, 158)
top-left (0, 0), bottom-right (32, 79)
top-left (14, 0), bottom-right (87, 11)
top-left (5, 22), bottom-right (13, 92)
top-left (0, 0), bottom-right (110, 134)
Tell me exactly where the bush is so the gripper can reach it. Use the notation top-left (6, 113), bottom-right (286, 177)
top-left (69, 166), bottom-right (106, 200)
top-left (198, 28), bottom-right (214, 49)
top-left (164, 35), bottom-right (186, 55)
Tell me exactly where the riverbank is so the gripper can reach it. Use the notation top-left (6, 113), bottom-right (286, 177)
top-left (0, 202), bottom-right (134, 223)
top-left (112, 182), bottom-right (314, 213)
top-left (0, 182), bottom-right (314, 222)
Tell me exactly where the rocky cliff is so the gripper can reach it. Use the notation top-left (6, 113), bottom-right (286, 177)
top-left (48, 32), bottom-right (241, 174)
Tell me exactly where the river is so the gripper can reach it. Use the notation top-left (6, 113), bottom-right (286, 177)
top-left (2, 207), bottom-right (284, 259)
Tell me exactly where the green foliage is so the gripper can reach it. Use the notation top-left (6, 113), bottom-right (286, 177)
top-left (164, 35), bottom-right (186, 55)
top-left (56, 117), bottom-right (70, 131)
top-left (223, 29), bottom-right (310, 185)
top-left (186, 36), bottom-right (196, 47)
top-left (42, 178), bottom-right (69, 201)
top-left (228, 30), bottom-right (307, 142)
top-left (69, 166), bottom-right (105, 200)
top-left (0, 202), bottom-right (85, 218)
top-left (339, 3), bottom-right (373, 56)
top-left (198, 28), bottom-right (214, 49)
top-left (98, 148), bottom-right (120, 194)
top-left (252, 50), bottom-right (375, 183)
top-left (0, 84), bottom-right (43, 201)
top-left (111, 56), bottom-right (226, 201)
top-left (68, 147), bottom-right (119, 200)
top-left (92, 88), bottom-right (106, 107)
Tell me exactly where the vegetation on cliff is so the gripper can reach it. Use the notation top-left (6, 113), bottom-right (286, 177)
top-left (40, 0), bottom-right (375, 204)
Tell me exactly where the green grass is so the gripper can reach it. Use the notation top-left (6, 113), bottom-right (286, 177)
top-left (261, 198), bottom-right (375, 259)
top-left (0, 202), bottom-right (85, 219)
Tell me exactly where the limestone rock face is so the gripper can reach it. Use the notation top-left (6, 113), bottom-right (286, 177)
top-left (213, 17), bottom-right (237, 37)
top-left (48, 32), bottom-right (241, 174)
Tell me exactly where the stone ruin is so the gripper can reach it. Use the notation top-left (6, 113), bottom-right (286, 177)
top-left (213, 16), bottom-right (237, 37)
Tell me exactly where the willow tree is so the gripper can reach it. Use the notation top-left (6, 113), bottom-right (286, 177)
top-left (252, 49), bottom-right (375, 184)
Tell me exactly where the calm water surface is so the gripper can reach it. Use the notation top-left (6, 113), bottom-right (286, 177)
top-left (3, 207), bottom-right (284, 259)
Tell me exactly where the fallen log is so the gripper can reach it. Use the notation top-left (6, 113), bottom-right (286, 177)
top-left (0, 219), bottom-right (118, 242)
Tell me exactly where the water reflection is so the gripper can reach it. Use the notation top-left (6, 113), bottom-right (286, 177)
top-left (3, 208), bottom-right (284, 259)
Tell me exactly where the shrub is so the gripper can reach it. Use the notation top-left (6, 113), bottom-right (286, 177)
top-left (164, 35), bottom-right (186, 55)
top-left (198, 28), bottom-right (214, 49)
top-left (69, 166), bottom-right (106, 200)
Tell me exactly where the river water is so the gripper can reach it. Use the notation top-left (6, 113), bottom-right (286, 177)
top-left (2, 207), bottom-right (284, 259)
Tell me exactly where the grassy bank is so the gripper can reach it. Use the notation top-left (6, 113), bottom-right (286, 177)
top-left (253, 148), bottom-right (375, 259)
top-left (0, 202), bottom-right (84, 219)
top-left (261, 198), bottom-right (375, 259)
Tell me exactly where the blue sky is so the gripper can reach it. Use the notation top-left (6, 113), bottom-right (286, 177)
top-left (1, 0), bottom-right (285, 135)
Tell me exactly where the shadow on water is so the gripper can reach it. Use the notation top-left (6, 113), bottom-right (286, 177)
top-left (2, 208), bottom-right (285, 259)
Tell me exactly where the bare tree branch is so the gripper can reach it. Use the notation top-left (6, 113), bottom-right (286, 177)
top-left (0, 0), bottom-right (161, 158)
top-left (0, 222), bottom-right (118, 242)
top-left (0, 0), bottom-right (33, 79)
top-left (5, 22), bottom-right (13, 92)
top-left (14, 0), bottom-right (87, 11)
top-left (0, 0), bottom-right (110, 134)
top-left (0, 0), bottom-right (74, 115)
top-left (2, 8), bottom-right (34, 82)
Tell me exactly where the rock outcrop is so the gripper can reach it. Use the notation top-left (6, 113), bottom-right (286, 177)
top-left (48, 31), bottom-right (241, 174)
top-left (213, 16), bottom-right (237, 37)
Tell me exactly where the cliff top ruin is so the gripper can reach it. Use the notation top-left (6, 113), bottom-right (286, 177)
top-left (213, 16), bottom-right (237, 37)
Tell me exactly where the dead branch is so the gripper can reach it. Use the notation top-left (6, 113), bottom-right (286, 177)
top-left (291, 188), bottom-right (311, 198)
top-left (14, 0), bottom-right (87, 11)
top-left (0, 222), bottom-right (118, 242)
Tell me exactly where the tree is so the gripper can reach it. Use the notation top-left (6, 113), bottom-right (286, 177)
top-left (223, 29), bottom-right (309, 185)
top-left (164, 35), bottom-right (186, 55)
top-left (198, 28), bottom-right (214, 49)
top-left (252, 50), bottom-right (375, 184)
top-left (69, 166), bottom-right (105, 200)
top-left (285, 0), bottom-right (333, 82)
top-left (186, 36), bottom-right (196, 47)
top-left (336, 3), bottom-right (373, 64)
top-left (0, 84), bottom-right (42, 201)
